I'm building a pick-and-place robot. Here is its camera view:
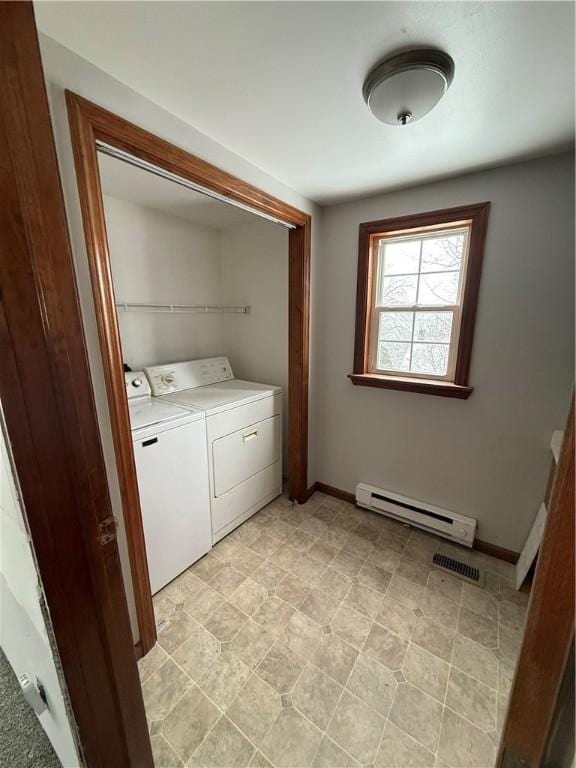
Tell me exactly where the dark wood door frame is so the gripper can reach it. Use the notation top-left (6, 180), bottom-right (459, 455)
top-left (498, 394), bottom-right (574, 767)
top-left (0, 3), bottom-right (153, 766)
top-left (66, 92), bottom-right (312, 654)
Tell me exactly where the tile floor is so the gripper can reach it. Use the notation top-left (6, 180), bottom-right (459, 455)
top-left (139, 492), bottom-right (528, 768)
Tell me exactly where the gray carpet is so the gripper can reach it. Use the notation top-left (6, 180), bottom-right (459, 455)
top-left (0, 650), bottom-right (61, 768)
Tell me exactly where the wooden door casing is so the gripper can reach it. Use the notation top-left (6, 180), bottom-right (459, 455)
top-left (0, 3), bottom-right (153, 765)
top-left (498, 394), bottom-right (574, 767)
top-left (66, 92), bottom-right (312, 653)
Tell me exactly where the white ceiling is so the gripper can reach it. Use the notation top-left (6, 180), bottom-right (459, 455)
top-left (36, 1), bottom-right (575, 204)
top-left (98, 152), bottom-right (257, 229)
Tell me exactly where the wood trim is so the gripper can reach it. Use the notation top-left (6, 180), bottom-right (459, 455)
top-left (288, 222), bottom-right (312, 502)
top-left (542, 644), bottom-right (574, 767)
top-left (305, 484), bottom-right (319, 502)
top-left (66, 93), bottom-right (156, 655)
top-left (474, 539), bottom-right (519, 565)
top-left (0, 3), bottom-right (153, 765)
top-left (356, 203), bottom-right (491, 238)
top-left (65, 93), bottom-right (312, 651)
top-left (454, 203), bottom-right (490, 383)
top-left (348, 373), bottom-right (473, 399)
top-left (353, 223), bottom-right (374, 374)
top-left (499, 394), bottom-right (575, 767)
top-left (352, 202), bottom-right (490, 395)
top-left (313, 481), bottom-right (356, 505)
top-left (309, 482), bottom-right (520, 564)
top-left (69, 94), bottom-right (310, 227)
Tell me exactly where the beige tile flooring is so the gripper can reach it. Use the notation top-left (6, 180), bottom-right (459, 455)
top-left (139, 492), bottom-right (528, 768)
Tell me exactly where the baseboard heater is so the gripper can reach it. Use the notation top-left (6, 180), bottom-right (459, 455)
top-left (355, 483), bottom-right (476, 547)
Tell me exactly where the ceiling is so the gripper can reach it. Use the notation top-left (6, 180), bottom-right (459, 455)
top-left (98, 152), bottom-right (258, 229)
top-left (37, 1), bottom-right (575, 204)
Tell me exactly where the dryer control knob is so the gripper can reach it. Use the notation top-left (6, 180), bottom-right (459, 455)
top-left (132, 378), bottom-right (143, 388)
top-left (162, 374), bottom-right (175, 386)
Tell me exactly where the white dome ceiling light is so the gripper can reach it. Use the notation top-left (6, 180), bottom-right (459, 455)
top-left (363, 49), bottom-right (455, 126)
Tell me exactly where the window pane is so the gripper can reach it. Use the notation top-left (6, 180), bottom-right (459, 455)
top-left (413, 311), bottom-right (453, 343)
top-left (421, 233), bottom-right (465, 272)
top-left (417, 272), bottom-right (459, 306)
top-left (377, 342), bottom-right (411, 372)
top-left (379, 275), bottom-right (418, 306)
top-left (380, 239), bottom-right (420, 275)
top-left (379, 311), bottom-right (413, 342)
top-left (411, 343), bottom-right (449, 376)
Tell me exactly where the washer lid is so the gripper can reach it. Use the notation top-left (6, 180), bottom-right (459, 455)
top-left (158, 379), bottom-right (281, 415)
top-left (128, 397), bottom-right (204, 432)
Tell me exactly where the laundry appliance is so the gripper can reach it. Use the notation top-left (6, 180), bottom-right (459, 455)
top-left (144, 357), bottom-right (282, 542)
top-left (126, 371), bottom-right (211, 593)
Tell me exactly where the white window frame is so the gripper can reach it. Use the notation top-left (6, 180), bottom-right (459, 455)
top-left (368, 223), bottom-right (472, 382)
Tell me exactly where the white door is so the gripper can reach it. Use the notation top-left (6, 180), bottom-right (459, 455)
top-left (133, 419), bottom-right (211, 594)
top-left (1, 409), bottom-right (80, 766)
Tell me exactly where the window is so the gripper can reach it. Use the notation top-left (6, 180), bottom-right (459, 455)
top-left (350, 203), bottom-right (489, 398)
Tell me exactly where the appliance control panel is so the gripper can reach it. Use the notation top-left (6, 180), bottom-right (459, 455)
top-left (125, 371), bottom-right (151, 400)
top-left (145, 357), bottom-right (234, 396)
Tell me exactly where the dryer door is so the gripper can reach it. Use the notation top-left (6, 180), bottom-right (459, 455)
top-left (212, 415), bottom-right (281, 497)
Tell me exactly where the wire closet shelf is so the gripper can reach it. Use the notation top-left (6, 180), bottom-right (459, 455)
top-left (115, 302), bottom-right (250, 315)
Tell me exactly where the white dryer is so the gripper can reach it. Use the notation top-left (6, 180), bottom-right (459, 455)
top-left (126, 371), bottom-right (212, 593)
top-left (144, 357), bottom-right (282, 542)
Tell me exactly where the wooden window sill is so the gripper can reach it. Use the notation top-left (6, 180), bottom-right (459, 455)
top-left (348, 373), bottom-right (473, 399)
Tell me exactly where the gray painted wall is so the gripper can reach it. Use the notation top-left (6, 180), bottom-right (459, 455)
top-left (104, 195), bottom-right (225, 369)
top-left (312, 152), bottom-right (574, 552)
top-left (220, 220), bottom-right (290, 466)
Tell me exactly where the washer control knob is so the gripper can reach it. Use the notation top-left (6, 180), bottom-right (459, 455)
top-left (132, 378), bottom-right (143, 388)
top-left (162, 373), bottom-right (175, 386)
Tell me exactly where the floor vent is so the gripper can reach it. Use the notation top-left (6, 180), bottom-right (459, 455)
top-left (432, 553), bottom-right (482, 585)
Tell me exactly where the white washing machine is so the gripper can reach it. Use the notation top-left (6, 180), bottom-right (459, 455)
top-left (126, 371), bottom-right (212, 593)
top-left (144, 357), bottom-right (282, 542)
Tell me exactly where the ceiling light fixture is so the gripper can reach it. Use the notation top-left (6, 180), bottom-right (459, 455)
top-left (363, 48), bottom-right (454, 126)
